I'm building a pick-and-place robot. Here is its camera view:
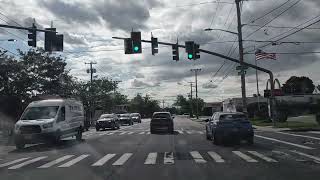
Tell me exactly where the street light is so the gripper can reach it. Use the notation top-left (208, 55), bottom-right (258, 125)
top-left (0, 39), bottom-right (17, 42)
top-left (204, 28), bottom-right (238, 35)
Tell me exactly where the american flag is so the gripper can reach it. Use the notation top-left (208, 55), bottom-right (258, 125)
top-left (255, 49), bottom-right (276, 60)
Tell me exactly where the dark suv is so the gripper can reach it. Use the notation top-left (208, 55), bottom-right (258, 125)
top-left (150, 112), bottom-right (174, 134)
top-left (96, 114), bottom-right (120, 131)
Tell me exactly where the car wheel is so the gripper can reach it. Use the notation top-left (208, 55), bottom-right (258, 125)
top-left (15, 138), bottom-right (25, 150)
top-left (76, 127), bottom-right (83, 141)
top-left (112, 123), bottom-right (116, 130)
top-left (247, 136), bottom-right (254, 145)
top-left (206, 128), bottom-right (211, 140)
top-left (96, 126), bottom-right (100, 131)
top-left (53, 131), bottom-right (61, 144)
top-left (213, 133), bottom-right (222, 145)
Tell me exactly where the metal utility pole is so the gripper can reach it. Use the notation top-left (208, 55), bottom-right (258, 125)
top-left (162, 100), bottom-right (165, 110)
top-left (188, 82), bottom-right (194, 117)
top-left (235, 0), bottom-right (247, 113)
top-left (85, 62), bottom-right (97, 125)
top-left (191, 68), bottom-right (201, 119)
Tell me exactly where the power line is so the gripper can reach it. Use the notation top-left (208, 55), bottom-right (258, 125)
top-left (245, 24), bottom-right (320, 30)
top-left (209, 0), bottom-right (221, 28)
top-left (244, 0), bottom-right (301, 39)
top-left (0, 46), bottom-right (19, 56)
top-left (251, 15), bottom-right (320, 51)
top-left (174, 1), bottom-right (233, 8)
top-left (0, 12), bottom-right (28, 35)
top-left (248, 0), bottom-right (290, 23)
top-left (246, 51), bottom-right (320, 55)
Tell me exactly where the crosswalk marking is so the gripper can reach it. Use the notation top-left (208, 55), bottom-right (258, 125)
top-left (276, 131), bottom-right (320, 141)
top-left (146, 132), bottom-right (150, 135)
top-left (112, 153), bottom-right (133, 166)
top-left (190, 151), bottom-right (206, 163)
top-left (58, 154), bottom-right (89, 167)
top-left (255, 135), bottom-right (314, 150)
top-left (233, 151), bottom-right (258, 162)
top-left (107, 132), bottom-right (115, 135)
top-left (139, 132), bottom-right (145, 134)
top-left (144, 152), bottom-right (157, 165)
top-left (290, 150), bottom-right (320, 163)
top-left (176, 130), bottom-right (184, 134)
top-left (119, 132), bottom-right (127, 135)
top-left (8, 156), bottom-right (47, 169)
top-left (0, 157), bottom-right (30, 168)
top-left (186, 131), bottom-right (193, 134)
top-left (127, 132), bottom-right (134, 135)
top-left (38, 155), bottom-right (75, 168)
top-left (92, 154), bottom-right (116, 166)
top-left (247, 151), bottom-right (277, 162)
top-left (207, 151), bottom-right (225, 163)
top-left (197, 131), bottom-right (204, 134)
top-left (164, 152), bottom-right (174, 164)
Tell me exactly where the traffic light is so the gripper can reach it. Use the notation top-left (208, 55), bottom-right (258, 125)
top-left (124, 38), bottom-right (133, 54)
top-left (131, 32), bottom-right (142, 53)
top-left (151, 37), bottom-right (158, 55)
top-left (45, 28), bottom-right (63, 52)
top-left (172, 44), bottom-right (179, 61)
top-left (185, 41), bottom-right (194, 60)
top-left (194, 43), bottom-right (200, 59)
top-left (27, 24), bottom-right (37, 47)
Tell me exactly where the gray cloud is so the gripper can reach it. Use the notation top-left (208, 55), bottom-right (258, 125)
top-left (131, 79), bottom-right (160, 88)
top-left (38, 0), bottom-right (99, 25)
top-left (95, 0), bottom-right (161, 31)
top-left (63, 33), bottom-right (86, 45)
top-left (202, 83), bottom-right (218, 89)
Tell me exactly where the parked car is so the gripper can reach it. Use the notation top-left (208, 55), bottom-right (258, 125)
top-left (13, 99), bottom-right (84, 149)
top-left (150, 112), bottom-right (174, 134)
top-left (205, 112), bottom-right (254, 145)
top-left (130, 113), bottom-right (141, 123)
top-left (96, 114), bottom-right (120, 131)
top-left (119, 114), bottom-right (133, 125)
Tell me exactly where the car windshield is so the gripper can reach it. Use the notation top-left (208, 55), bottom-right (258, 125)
top-left (153, 113), bottom-right (171, 119)
top-left (100, 114), bottom-right (113, 119)
top-left (219, 114), bottom-right (247, 121)
top-left (21, 106), bottom-right (59, 120)
top-left (120, 114), bottom-right (130, 117)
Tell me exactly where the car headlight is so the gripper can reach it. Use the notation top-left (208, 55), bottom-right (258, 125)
top-left (43, 122), bottom-right (54, 129)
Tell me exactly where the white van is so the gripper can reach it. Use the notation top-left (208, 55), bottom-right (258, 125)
top-left (14, 99), bottom-right (84, 149)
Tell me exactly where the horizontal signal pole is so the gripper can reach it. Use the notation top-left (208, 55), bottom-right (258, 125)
top-left (112, 36), bottom-right (276, 124)
top-left (0, 24), bottom-right (57, 33)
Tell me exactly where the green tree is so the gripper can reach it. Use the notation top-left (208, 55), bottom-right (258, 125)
top-left (282, 76), bottom-right (315, 94)
top-left (129, 94), bottom-right (161, 117)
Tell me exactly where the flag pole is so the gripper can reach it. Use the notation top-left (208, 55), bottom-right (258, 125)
top-left (255, 50), bottom-right (261, 111)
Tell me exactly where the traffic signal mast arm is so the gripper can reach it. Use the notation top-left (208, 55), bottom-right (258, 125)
top-left (0, 24), bottom-right (57, 33)
top-left (112, 36), bottom-right (276, 122)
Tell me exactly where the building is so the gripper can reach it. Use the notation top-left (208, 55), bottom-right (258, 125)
top-left (203, 102), bottom-right (223, 116)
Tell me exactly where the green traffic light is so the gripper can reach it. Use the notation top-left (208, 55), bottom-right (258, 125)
top-left (188, 54), bottom-right (193, 59)
top-left (134, 46), bottom-right (139, 52)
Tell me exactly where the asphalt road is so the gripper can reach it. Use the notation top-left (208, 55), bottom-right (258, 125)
top-left (1, 116), bottom-right (320, 180)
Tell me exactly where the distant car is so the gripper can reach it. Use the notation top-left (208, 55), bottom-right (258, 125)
top-left (130, 113), bottom-right (141, 123)
top-left (150, 112), bottom-right (174, 134)
top-left (119, 114), bottom-right (133, 125)
top-left (205, 112), bottom-right (254, 145)
top-left (96, 114), bottom-right (120, 131)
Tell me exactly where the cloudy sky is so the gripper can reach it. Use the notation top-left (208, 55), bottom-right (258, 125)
top-left (1, 0), bottom-right (320, 105)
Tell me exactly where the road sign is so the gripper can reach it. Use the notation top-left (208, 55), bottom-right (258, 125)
top-left (236, 65), bottom-right (249, 71)
top-left (238, 70), bottom-right (246, 76)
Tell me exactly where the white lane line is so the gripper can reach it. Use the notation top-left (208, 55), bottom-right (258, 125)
top-left (233, 151), bottom-right (258, 162)
top-left (146, 132), bottom-right (150, 135)
top-left (119, 132), bottom-right (127, 135)
top-left (309, 131), bottom-right (320, 134)
top-left (176, 130), bottom-right (184, 134)
top-left (290, 150), bottom-right (320, 163)
top-left (107, 132), bottom-right (115, 135)
top-left (38, 155), bottom-right (75, 168)
top-left (197, 131), bottom-right (204, 135)
top-left (276, 131), bottom-right (320, 141)
top-left (8, 156), bottom-right (47, 169)
top-left (92, 154), bottom-right (116, 166)
top-left (112, 153), bottom-right (133, 166)
top-left (164, 152), bottom-right (174, 164)
top-left (255, 135), bottom-right (315, 150)
top-left (144, 152), bottom-right (157, 165)
top-left (0, 157), bottom-right (30, 168)
top-left (190, 151), bottom-right (206, 163)
top-left (127, 132), bottom-right (134, 135)
top-left (139, 132), bottom-right (145, 134)
top-left (186, 131), bottom-right (193, 134)
top-left (247, 151), bottom-right (278, 162)
top-left (58, 154), bottom-right (89, 167)
top-left (207, 151), bottom-right (225, 163)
